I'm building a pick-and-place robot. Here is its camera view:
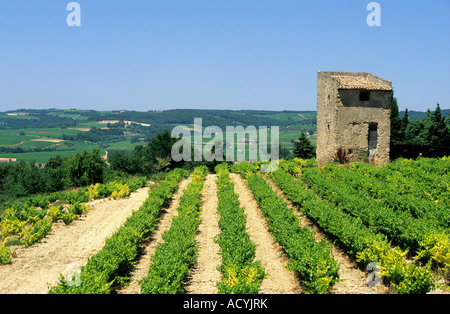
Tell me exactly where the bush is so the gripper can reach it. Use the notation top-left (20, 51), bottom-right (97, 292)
top-left (415, 233), bottom-right (450, 273)
top-left (48, 206), bottom-right (61, 222)
top-left (59, 209), bottom-right (79, 225)
top-left (108, 184), bottom-right (131, 200)
top-left (19, 217), bottom-right (52, 247)
top-left (0, 238), bottom-right (11, 264)
top-left (0, 217), bottom-right (27, 239)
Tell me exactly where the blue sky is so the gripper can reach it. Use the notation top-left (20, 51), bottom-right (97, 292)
top-left (0, 0), bottom-right (449, 112)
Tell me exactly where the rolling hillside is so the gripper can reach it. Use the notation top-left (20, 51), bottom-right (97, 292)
top-left (0, 109), bottom-right (317, 163)
top-left (0, 108), bottom-right (448, 163)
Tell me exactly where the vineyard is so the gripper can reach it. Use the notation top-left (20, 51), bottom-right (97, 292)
top-left (0, 157), bottom-right (449, 294)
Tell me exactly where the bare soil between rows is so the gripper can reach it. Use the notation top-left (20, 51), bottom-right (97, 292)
top-left (118, 178), bottom-right (191, 294)
top-left (2, 172), bottom-right (444, 294)
top-left (231, 173), bottom-right (302, 294)
top-left (0, 187), bottom-right (150, 294)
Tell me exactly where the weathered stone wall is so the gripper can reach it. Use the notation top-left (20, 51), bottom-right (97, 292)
top-left (336, 105), bottom-right (391, 166)
top-left (316, 72), bottom-right (392, 167)
top-left (338, 90), bottom-right (391, 109)
top-left (316, 72), bottom-right (340, 167)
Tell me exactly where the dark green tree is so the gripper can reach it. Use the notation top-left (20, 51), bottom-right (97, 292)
top-left (390, 97), bottom-right (404, 144)
top-left (293, 132), bottom-right (316, 159)
top-left (402, 108), bottom-right (409, 127)
top-left (109, 151), bottom-right (136, 174)
top-left (132, 130), bottom-right (179, 175)
top-left (424, 103), bottom-right (450, 145)
top-left (64, 148), bottom-right (106, 187)
top-left (400, 108), bottom-right (409, 140)
top-left (404, 120), bottom-right (427, 144)
top-left (279, 145), bottom-right (293, 160)
top-left (404, 103), bottom-right (450, 145)
top-left (45, 155), bottom-right (66, 191)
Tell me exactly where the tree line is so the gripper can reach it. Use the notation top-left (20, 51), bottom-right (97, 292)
top-left (0, 149), bottom-right (106, 204)
top-left (391, 99), bottom-right (450, 146)
top-left (1, 102), bottom-right (446, 205)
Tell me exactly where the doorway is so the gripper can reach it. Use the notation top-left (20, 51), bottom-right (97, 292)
top-left (368, 123), bottom-right (378, 162)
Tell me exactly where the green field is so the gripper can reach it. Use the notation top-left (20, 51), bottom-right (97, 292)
top-left (0, 109), bottom-right (318, 163)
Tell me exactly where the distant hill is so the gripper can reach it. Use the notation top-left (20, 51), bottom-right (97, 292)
top-left (0, 109), bottom-right (318, 163)
top-left (399, 109), bottom-right (450, 121)
top-left (0, 108), bottom-right (317, 130)
top-left (2, 107), bottom-right (447, 130)
top-left (0, 108), bottom-right (448, 163)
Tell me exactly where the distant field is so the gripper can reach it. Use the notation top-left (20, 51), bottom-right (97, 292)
top-left (0, 108), bottom-right (319, 163)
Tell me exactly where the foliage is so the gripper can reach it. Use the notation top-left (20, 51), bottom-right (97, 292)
top-left (0, 206), bottom-right (53, 248)
top-left (0, 110), bottom-right (77, 129)
top-left (214, 164), bottom-right (266, 294)
top-left (391, 97), bottom-right (406, 144)
top-left (232, 162), bottom-right (340, 294)
top-left (301, 166), bottom-right (445, 253)
top-left (423, 104), bottom-right (450, 145)
top-left (230, 162), bottom-right (259, 177)
top-left (111, 130), bottom-right (178, 176)
top-left (108, 184), bottom-right (131, 200)
top-left (270, 168), bottom-right (435, 294)
top-left (0, 175), bottom-right (148, 264)
top-left (0, 238), bottom-right (11, 264)
top-left (49, 168), bottom-right (190, 294)
top-left (62, 127), bottom-right (126, 144)
top-left (415, 233), bottom-right (450, 272)
top-left (48, 206), bottom-right (61, 222)
top-left (19, 217), bottom-right (53, 247)
top-left (400, 103), bottom-right (450, 145)
top-left (64, 148), bottom-right (106, 187)
top-left (0, 149), bottom-right (107, 203)
top-left (293, 132), bottom-right (316, 159)
top-left (278, 158), bottom-right (315, 176)
top-left (0, 208), bottom-right (27, 239)
top-left (140, 167), bottom-right (207, 294)
top-left (322, 163), bottom-right (450, 229)
top-left (59, 210), bottom-right (78, 225)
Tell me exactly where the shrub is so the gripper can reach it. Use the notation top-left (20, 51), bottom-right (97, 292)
top-left (415, 233), bottom-right (450, 272)
top-left (19, 217), bottom-right (52, 247)
top-left (109, 184), bottom-right (131, 200)
top-left (0, 238), bottom-right (12, 264)
top-left (59, 210), bottom-right (78, 225)
top-left (48, 206), bottom-right (60, 222)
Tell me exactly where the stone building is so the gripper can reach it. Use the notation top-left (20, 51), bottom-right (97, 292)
top-left (316, 71), bottom-right (393, 167)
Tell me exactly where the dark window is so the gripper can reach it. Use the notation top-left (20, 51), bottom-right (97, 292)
top-left (359, 91), bottom-right (370, 101)
top-left (368, 123), bottom-right (378, 149)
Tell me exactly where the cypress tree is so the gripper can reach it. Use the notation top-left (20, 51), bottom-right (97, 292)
top-left (293, 132), bottom-right (316, 159)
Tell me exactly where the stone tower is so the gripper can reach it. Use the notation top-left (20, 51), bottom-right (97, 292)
top-left (316, 71), bottom-right (393, 167)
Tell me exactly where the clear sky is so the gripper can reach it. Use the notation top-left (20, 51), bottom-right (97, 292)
top-left (0, 0), bottom-right (449, 112)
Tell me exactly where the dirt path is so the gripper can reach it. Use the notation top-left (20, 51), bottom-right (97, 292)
top-left (264, 176), bottom-right (386, 294)
top-left (231, 173), bottom-right (302, 294)
top-left (0, 187), bottom-right (150, 294)
top-left (185, 174), bottom-right (222, 294)
top-left (118, 179), bottom-right (191, 294)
